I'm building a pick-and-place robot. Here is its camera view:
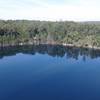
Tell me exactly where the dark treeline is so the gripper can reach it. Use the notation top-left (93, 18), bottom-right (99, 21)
top-left (0, 20), bottom-right (100, 47)
top-left (0, 44), bottom-right (100, 60)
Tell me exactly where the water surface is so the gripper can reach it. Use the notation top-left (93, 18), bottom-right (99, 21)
top-left (0, 45), bottom-right (100, 100)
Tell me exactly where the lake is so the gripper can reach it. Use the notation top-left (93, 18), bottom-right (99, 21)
top-left (0, 44), bottom-right (100, 100)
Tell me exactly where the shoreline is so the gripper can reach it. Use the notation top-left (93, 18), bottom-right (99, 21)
top-left (0, 42), bottom-right (100, 50)
top-left (62, 43), bottom-right (100, 50)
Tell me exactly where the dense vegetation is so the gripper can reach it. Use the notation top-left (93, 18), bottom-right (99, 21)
top-left (0, 20), bottom-right (100, 47)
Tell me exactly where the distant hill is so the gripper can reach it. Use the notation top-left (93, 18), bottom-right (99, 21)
top-left (79, 21), bottom-right (100, 25)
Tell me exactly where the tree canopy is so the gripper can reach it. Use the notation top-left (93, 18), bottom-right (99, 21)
top-left (0, 20), bottom-right (100, 47)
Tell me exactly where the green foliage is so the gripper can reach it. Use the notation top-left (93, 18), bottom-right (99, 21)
top-left (0, 20), bottom-right (100, 47)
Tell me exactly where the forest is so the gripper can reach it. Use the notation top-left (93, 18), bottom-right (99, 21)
top-left (0, 20), bottom-right (100, 48)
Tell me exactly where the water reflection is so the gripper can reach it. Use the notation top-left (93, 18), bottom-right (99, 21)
top-left (0, 44), bottom-right (100, 60)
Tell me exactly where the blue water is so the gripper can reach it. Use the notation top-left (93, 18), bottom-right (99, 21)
top-left (0, 45), bottom-right (100, 100)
